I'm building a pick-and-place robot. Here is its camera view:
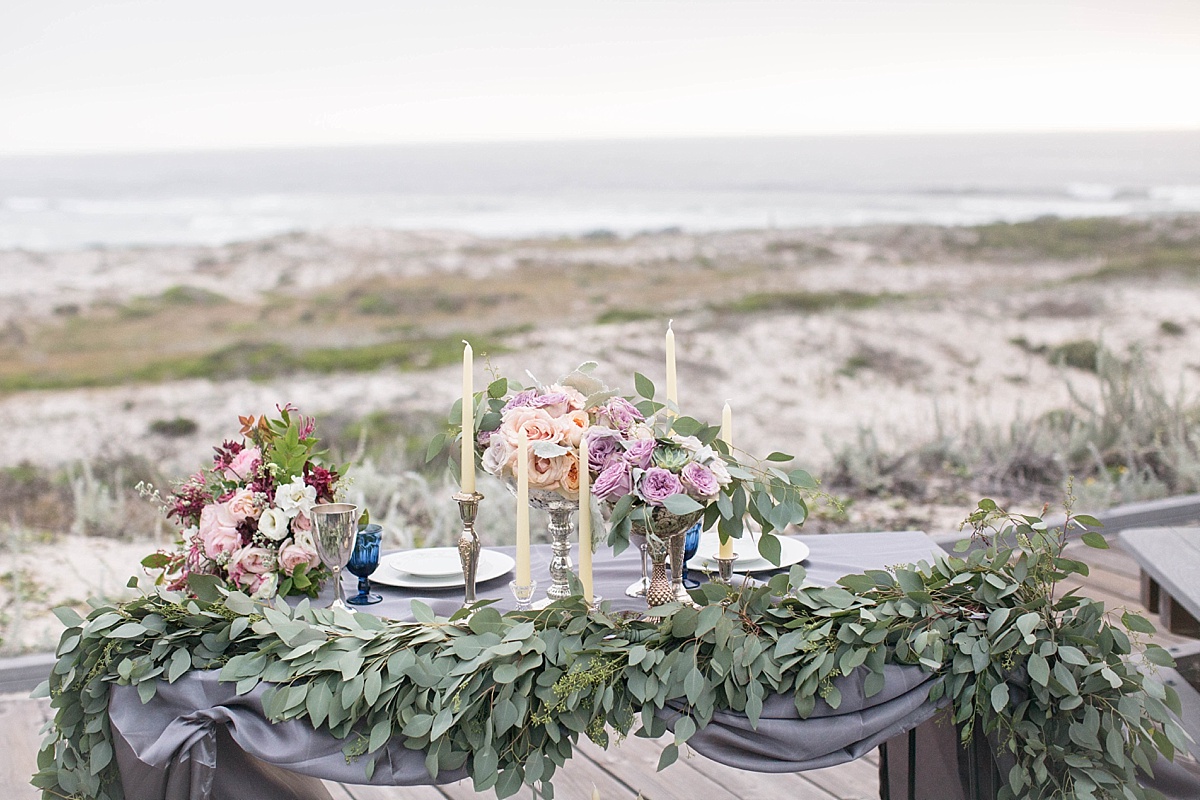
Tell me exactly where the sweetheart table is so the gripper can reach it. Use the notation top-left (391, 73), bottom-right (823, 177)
top-left (109, 532), bottom-right (958, 800)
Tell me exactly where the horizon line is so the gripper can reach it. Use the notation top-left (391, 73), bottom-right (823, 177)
top-left (2, 126), bottom-right (1199, 160)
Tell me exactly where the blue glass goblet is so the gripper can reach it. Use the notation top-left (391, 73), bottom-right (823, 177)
top-left (347, 523), bottom-right (383, 605)
top-left (681, 521), bottom-right (703, 589)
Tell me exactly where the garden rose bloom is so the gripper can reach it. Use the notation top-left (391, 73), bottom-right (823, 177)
top-left (481, 436), bottom-right (515, 476)
top-left (557, 410), bottom-right (590, 448)
top-left (226, 488), bottom-right (260, 522)
top-left (278, 539), bottom-right (320, 576)
top-left (251, 572), bottom-right (279, 600)
top-left (681, 462), bottom-right (720, 498)
top-left (274, 477), bottom-right (317, 518)
top-left (500, 407), bottom-right (562, 449)
top-left (257, 507), bottom-right (290, 541)
top-left (199, 503), bottom-right (241, 559)
top-left (228, 545), bottom-right (272, 587)
top-left (597, 397), bottom-right (643, 431)
top-left (637, 467), bottom-right (685, 506)
top-left (530, 454), bottom-right (570, 489)
top-left (530, 391), bottom-right (570, 416)
top-left (674, 435), bottom-right (703, 453)
top-left (291, 511), bottom-right (312, 534)
top-left (584, 427), bottom-right (625, 473)
top-left (546, 383), bottom-right (587, 411)
top-left (626, 423), bottom-right (655, 441)
top-left (222, 447), bottom-right (261, 481)
top-left (559, 452), bottom-right (581, 497)
top-left (592, 460), bottom-right (633, 501)
top-left (624, 438), bottom-right (656, 470)
top-left (708, 457), bottom-right (733, 487)
top-left (501, 389), bottom-right (539, 411)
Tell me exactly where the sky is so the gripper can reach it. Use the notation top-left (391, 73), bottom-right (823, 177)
top-left (1, 0), bottom-right (1199, 155)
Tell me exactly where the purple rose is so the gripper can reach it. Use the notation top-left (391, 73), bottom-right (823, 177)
top-left (530, 392), bottom-right (570, 416)
top-left (476, 428), bottom-right (494, 447)
top-left (585, 427), bottom-right (625, 474)
top-left (502, 390), bottom-right (539, 411)
top-left (599, 397), bottom-right (644, 432)
top-left (680, 461), bottom-right (720, 498)
top-left (624, 438), bottom-right (655, 470)
top-left (592, 460), bottom-right (633, 501)
top-left (637, 467), bottom-right (684, 507)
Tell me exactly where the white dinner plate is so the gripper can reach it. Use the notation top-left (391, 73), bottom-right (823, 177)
top-left (373, 548), bottom-right (516, 589)
top-left (694, 532), bottom-right (809, 574)
top-left (387, 547), bottom-right (466, 577)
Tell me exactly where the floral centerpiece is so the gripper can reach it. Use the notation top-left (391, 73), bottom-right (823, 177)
top-left (141, 405), bottom-right (345, 599)
top-left (587, 372), bottom-right (817, 562)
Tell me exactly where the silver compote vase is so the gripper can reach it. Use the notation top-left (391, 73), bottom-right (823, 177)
top-left (506, 484), bottom-right (579, 601)
top-left (632, 506), bottom-right (705, 610)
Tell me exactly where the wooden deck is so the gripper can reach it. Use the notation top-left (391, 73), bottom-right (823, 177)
top-left (3, 536), bottom-right (1194, 800)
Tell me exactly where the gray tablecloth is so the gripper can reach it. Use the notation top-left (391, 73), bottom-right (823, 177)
top-left (111, 531), bottom-right (946, 799)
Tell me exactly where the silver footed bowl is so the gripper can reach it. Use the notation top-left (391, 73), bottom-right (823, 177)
top-left (503, 481), bottom-right (579, 512)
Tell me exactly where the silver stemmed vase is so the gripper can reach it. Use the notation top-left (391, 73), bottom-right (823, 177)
top-left (506, 483), bottom-right (579, 602)
top-left (311, 503), bottom-right (360, 610)
top-left (633, 507), bottom-right (705, 609)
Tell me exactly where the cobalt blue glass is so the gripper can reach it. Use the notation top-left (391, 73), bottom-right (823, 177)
top-left (681, 520), bottom-right (703, 589)
top-left (347, 523), bottom-right (383, 605)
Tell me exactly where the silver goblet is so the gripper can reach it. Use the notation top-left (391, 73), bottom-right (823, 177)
top-left (311, 503), bottom-right (359, 610)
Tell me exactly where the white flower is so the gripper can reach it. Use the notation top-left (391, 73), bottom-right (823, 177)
top-left (708, 457), bottom-right (732, 487)
top-left (674, 435), bottom-right (703, 453)
top-left (274, 477), bottom-right (317, 519)
top-left (627, 423), bottom-right (655, 440)
top-left (257, 507), bottom-right (291, 541)
top-left (481, 437), bottom-right (514, 476)
top-left (251, 572), bottom-right (279, 600)
top-left (294, 527), bottom-right (316, 552)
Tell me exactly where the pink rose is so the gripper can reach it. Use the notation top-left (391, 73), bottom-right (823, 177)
top-left (291, 511), bottom-right (312, 533)
top-left (529, 454), bottom-right (571, 489)
top-left (557, 410), bottom-right (590, 448)
top-left (546, 383), bottom-right (588, 411)
top-left (500, 407), bottom-right (562, 449)
top-left (199, 503), bottom-right (241, 559)
top-left (278, 539), bottom-right (320, 576)
top-left (227, 545), bottom-right (272, 587)
top-left (592, 460), bottom-right (633, 501)
top-left (226, 488), bottom-right (260, 522)
top-left (222, 446), bottom-right (261, 481)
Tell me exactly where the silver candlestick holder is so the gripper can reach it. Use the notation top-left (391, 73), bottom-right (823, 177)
top-left (453, 491), bottom-right (484, 605)
top-left (712, 554), bottom-right (740, 586)
top-left (510, 579), bottom-right (537, 612)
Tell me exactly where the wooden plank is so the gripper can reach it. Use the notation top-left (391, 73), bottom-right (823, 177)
top-left (330, 781), bottom-right (449, 800)
top-left (575, 733), bottom-right (743, 800)
top-left (433, 750), bottom-right (632, 800)
top-left (0, 694), bottom-right (52, 800)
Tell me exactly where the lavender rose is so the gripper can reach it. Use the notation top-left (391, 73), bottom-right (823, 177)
top-left (598, 397), bottom-right (644, 432)
top-left (585, 427), bottom-right (625, 473)
top-left (502, 389), bottom-right (539, 411)
top-left (681, 461), bottom-right (720, 498)
top-left (592, 460), bottom-right (633, 501)
top-left (530, 391), bottom-right (570, 416)
top-left (624, 438), bottom-right (655, 470)
top-left (637, 467), bottom-right (685, 507)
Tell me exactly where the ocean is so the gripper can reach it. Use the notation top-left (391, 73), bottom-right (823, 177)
top-left (1, 131), bottom-right (1199, 250)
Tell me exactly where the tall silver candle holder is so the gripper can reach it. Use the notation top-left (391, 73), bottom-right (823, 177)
top-left (712, 553), bottom-right (740, 586)
top-left (453, 491), bottom-right (484, 605)
top-left (518, 488), bottom-right (577, 602)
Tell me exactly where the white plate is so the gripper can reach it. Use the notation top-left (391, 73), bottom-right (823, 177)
top-left (373, 549), bottom-right (516, 589)
top-left (386, 547), bottom-right (466, 577)
top-left (694, 532), bottom-right (809, 574)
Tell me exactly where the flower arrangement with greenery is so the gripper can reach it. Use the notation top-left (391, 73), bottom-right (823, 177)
top-left (140, 405), bottom-right (345, 600)
top-left (37, 500), bottom-right (1186, 800)
top-left (433, 363), bottom-right (819, 560)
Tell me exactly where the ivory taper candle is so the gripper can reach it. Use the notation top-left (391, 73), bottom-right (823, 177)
top-left (460, 341), bottom-right (475, 493)
top-left (665, 320), bottom-right (678, 407)
top-left (719, 401), bottom-right (734, 559)
top-left (516, 429), bottom-right (531, 585)
top-left (578, 437), bottom-right (593, 603)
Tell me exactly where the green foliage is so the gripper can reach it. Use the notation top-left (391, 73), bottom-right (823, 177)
top-left (714, 290), bottom-right (896, 315)
top-left (37, 501), bottom-right (1185, 800)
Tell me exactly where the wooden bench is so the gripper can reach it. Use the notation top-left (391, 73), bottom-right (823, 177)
top-left (1119, 527), bottom-right (1200, 638)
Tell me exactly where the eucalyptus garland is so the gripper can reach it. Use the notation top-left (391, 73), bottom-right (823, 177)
top-left (35, 502), bottom-right (1187, 800)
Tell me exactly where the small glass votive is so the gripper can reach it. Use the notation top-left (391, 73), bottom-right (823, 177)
top-left (510, 579), bottom-right (537, 611)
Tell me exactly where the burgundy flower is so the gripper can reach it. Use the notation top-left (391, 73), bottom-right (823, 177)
top-left (304, 463), bottom-right (340, 503)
